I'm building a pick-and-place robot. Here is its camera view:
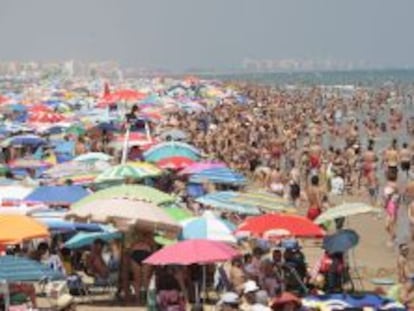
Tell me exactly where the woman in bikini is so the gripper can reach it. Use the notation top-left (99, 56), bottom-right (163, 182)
top-left (125, 229), bottom-right (155, 305)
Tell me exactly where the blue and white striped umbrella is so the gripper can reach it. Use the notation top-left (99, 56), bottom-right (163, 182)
top-left (195, 191), bottom-right (260, 215)
top-left (180, 211), bottom-right (236, 243)
top-left (189, 167), bottom-right (247, 185)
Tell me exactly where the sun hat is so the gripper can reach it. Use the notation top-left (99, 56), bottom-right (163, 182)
top-left (243, 280), bottom-right (260, 294)
top-left (218, 292), bottom-right (240, 305)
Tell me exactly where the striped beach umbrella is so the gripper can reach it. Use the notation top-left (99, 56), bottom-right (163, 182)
top-left (95, 163), bottom-right (162, 183)
top-left (143, 141), bottom-right (201, 162)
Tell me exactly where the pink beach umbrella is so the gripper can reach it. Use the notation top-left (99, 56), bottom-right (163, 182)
top-left (178, 161), bottom-right (226, 175)
top-left (144, 239), bottom-right (240, 265)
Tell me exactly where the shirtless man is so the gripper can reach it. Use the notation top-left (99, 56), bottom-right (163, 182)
top-left (383, 140), bottom-right (399, 181)
top-left (306, 175), bottom-right (325, 220)
top-left (400, 142), bottom-right (412, 178)
top-left (361, 145), bottom-right (378, 188)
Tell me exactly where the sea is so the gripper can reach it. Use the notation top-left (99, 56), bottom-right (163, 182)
top-left (200, 68), bottom-right (414, 87)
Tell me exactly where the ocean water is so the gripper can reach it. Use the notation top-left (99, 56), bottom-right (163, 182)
top-left (203, 69), bottom-right (414, 86)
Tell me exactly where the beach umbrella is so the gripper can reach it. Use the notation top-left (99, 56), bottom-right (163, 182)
top-left (73, 152), bottom-right (113, 163)
top-left (28, 111), bottom-right (66, 123)
top-left (102, 89), bottom-right (146, 103)
top-left (8, 158), bottom-right (52, 170)
top-left (144, 239), bottom-right (240, 265)
top-left (179, 161), bottom-right (226, 175)
top-left (0, 256), bottom-right (64, 282)
top-left (42, 160), bottom-right (109, 179)
top-left (65, 124), bottom-right (86, 136)
top-left (160, 129), bottom-right (188, 141)
top-left (143, 141), bottom-right (201, 162)
top-left (314, 202), bottom-right (379, 225)
top-left (0, 184), bottom-right (34, 201)
top-left (156, 156), bottom-right (195, 170)
top-left (24, 185), bottom-right (90, 206)
top-left (64, 230), bottom-right (122, 249)
top-left (72, 184), bottom-right (175, 208)
top-left (108, 132), bottom-right (155, 150)
top-left (189, 167), bottom-right (247, 185)
top-left (302, 293), bottom-right (405, 310)
top-left (229, 191), bottom-right (294, 212)
top-left (322, 229), bottom-right (359, 254)
top-left (28, 103), bottom-right (52, 112)
top-left (163, 207), bottom-right (193, 222)
top-left (95, 163), bottom-right (162, 183)
top-left (67, 198), bottom-right (180, 234)
top-left (1, 134), bottom-right (46, 147)
top-left (37, 218), bottom-right (103, 233)
top-left (195, 191), bottom-right (261, 215)
top-left (0, 215), bottom-right (49, 244)
top-left (180, 211), bottom-right (236, 243)
top-left (236, 214), bottom-right (325, 239)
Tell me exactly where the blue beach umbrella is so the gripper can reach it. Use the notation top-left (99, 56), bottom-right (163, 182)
top-left (322, 229), bottom-right (359, 254)
top-left (180, 211), bottom-right (236, 243)
top-left (195, 191), bottom-right (260, 215)
top-left (0, 256), bottom-right (64, 282)
top-left (64, 230), bottom-right (122, 249)
top-left (24, 185), bottom-right (90, 205)
top-left (143, 142), bottom-right (200, 162)
top-left (189, 167), bottom-right (247, 185)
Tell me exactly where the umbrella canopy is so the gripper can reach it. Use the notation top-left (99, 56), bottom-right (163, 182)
top-left (67, 198), bottom-right (180, 234)
top-left (302, 293), bottom-right (404, 310)
top-left (73, 152), bottom-right (113, 163)
top-left (179, 161), bottom-right (226, 175)
top-left (189, 167), bottom-right (247, 185)
top-left (229, 191), bottom-right (294, 212)
top-left (160, 129), bottom-right (188, 141)
top-left (38, 218), bottom-right (103, 233)
top-left (29, 111), bottom-right (66, 123)
top-left (314, 202), bottom-right (379, 225)
top-left (0, 256), bottom-right (64, 282)
top-left (156, 156), bottom-right (195, 170)
top-left (25, 185), bottom-right (90, 205)
top-left (180, 211), bottom-right (236, 243)
top-left (144, 239), bottom-right (240, 265)
top-left (236, 214), bottom-right (325, 239)
top-left (72, 184), bottom-right (175, 208)
top-left (322, 229), bottom-right (359, 254)
top-left (163, 207), bottom-right (193, 222)
top-left (1, 134), bottom-right (46, 148)
top-left (0, 185), bottom-right (34, 201)
top-left (195, 191), bottom-right (261, 215)
top-left (64, 230), bottom-right (122, 249)
top-left (8, 158), bottom-right (52, 169)
top-left (143, 142), bottom-right (200, 162)
top-left (0, 214), bottom-right (49, 244)
top-left (95, 163), bottom-right (162, 182)
top-left (108, 132), bottom-right (155, 149)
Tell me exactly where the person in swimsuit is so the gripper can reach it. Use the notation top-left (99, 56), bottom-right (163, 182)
top-left (399, 142), bottom-right (411, 178)
top-left (127, 229), bottom-right (155, 305)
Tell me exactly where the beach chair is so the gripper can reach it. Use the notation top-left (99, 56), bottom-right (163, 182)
top-left (76, 271), bottom-right (118, 303)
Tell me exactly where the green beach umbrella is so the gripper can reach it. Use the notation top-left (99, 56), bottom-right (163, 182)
top-left (163, 207), bottom-right (193, 222)
top-left (71, 184), bottom-right (175, 209)
top-left (94, 163), bottom-right (162, 183)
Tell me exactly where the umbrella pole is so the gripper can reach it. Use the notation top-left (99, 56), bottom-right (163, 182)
top-left (202, 265), bottom-right (207, 304)
top-left (121, 125), bottom-right (130, 165)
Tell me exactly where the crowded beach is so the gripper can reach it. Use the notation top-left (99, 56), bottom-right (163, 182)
top-left (0, 75), bottom-right (412, 311)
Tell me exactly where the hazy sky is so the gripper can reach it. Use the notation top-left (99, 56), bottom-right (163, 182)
top-left (0, 0), bottom-right (413, 70)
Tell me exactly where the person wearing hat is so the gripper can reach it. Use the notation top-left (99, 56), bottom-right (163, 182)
top-left (217, 292), bottom-right (241, 311)
top-left (240, 280), bottom-right (260, 311)
top-left (251, 290), bottom-right (272, 311)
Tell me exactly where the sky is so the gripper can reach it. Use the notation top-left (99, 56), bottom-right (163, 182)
top-left (0, 0), bottom-right (413, 71)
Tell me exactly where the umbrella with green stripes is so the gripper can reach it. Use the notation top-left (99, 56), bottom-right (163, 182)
top-left (95, 163), bottom-right (162, 183)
